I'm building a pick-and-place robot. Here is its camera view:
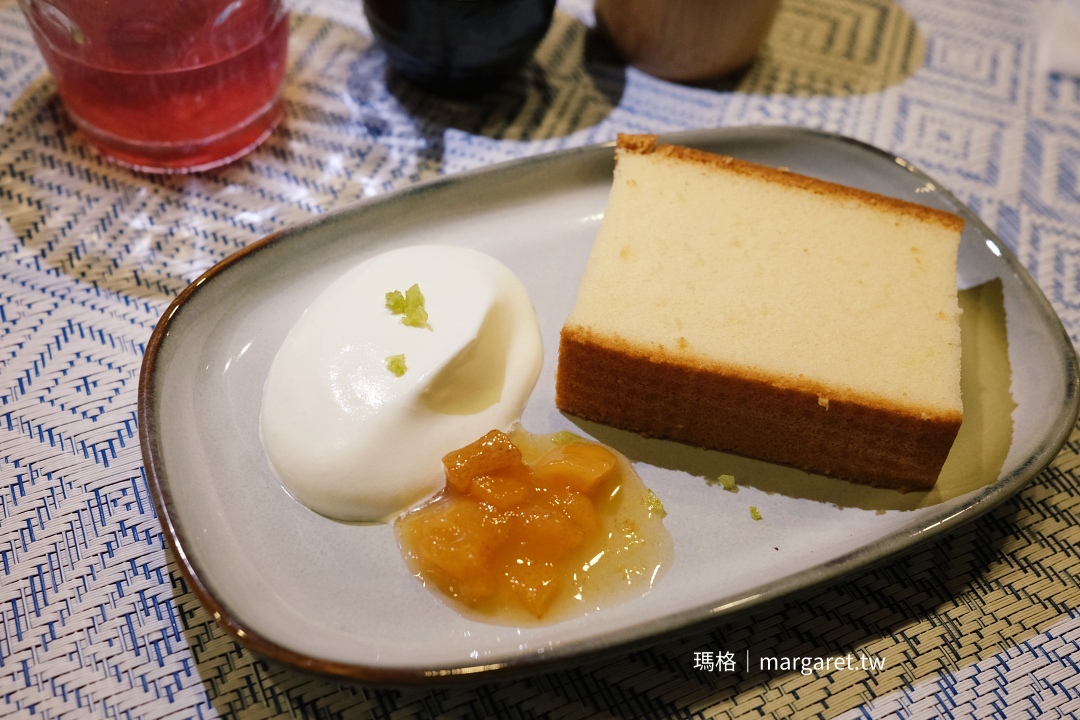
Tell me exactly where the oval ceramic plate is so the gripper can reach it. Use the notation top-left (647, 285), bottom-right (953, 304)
top-left (139, 127), bottom-right (1079, 684)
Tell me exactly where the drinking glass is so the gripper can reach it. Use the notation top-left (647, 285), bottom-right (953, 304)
top-left (18, 0), bottom-right (290, 173)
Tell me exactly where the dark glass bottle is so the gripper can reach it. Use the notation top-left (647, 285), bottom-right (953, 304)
top-left (363, 0), bottom-right (556, 96)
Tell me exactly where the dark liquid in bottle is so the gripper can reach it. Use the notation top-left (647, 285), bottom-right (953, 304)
top-left (364, 0), bottom-right (556, 96)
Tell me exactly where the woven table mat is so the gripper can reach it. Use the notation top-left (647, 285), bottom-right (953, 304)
top-left (2, 0), bottom-right (1079, 717)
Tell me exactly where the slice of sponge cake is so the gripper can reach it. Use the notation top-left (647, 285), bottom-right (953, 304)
top-left (556, 134), bottom-right (964, 491)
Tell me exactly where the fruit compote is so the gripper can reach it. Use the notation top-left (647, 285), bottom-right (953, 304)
top-left (396, 427), bottom-right (673, 625)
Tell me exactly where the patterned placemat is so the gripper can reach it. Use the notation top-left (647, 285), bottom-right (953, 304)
top-left (2, 0), bottom-right (1079, 717)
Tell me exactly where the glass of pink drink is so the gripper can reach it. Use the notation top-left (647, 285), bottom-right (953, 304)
top-left (18, 0), bottom-right (289, 173)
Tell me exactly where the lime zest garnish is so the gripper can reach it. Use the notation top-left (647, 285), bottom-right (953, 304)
top-left (385, 283), bottom-right (429, 328)
top-left (385, 354), bottom-right (407, 377)
top-left (385, 289), bottom-right (406, 314)
top-left (707, 474), bottom-right (738, 492)
top-left (645, 489), bottom-right (666, 517)
top-left (402, 283), bottom-right (428, 327)
top-left (750, 506), bottom-right (763, 521)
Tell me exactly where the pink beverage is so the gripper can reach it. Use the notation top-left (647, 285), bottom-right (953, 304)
top-left (20, 0), bottom-right (289, 172)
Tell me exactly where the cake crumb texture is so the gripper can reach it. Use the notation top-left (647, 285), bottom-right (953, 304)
top-left (555, 134), bottom-right (964, 491)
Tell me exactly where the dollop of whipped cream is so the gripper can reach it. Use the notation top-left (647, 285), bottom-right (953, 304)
top-left (260, 245), bottom-right (543, 522)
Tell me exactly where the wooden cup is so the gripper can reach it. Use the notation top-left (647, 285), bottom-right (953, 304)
top-left (594, 0), bottom-right (780, 83)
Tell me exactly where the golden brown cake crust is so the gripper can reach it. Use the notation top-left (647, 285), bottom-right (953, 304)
top-left (558, 135), bottom-right (963, 490)
top-left (556, 325), bottom-right (961, 492)
top-left (617, 134), bottom-right (966, 233)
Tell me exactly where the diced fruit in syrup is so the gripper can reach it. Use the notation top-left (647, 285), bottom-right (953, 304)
top-left (398, 428), bottom-right (668, 622)
top-left (505, 558), bottom-right (561, 618)
top-left (532, 443), bottom-right (618, 494)
top-left (508, 493), bottom-right (594, 561)
top-left (443, 429), bottom-right (528, 493)
top-left (467, 473), bottom-right (529, 510)
top-left (400, 498), bottom-right (506, 604)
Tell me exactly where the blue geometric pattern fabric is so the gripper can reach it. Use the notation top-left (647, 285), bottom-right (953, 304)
top-left (2, 0), bottom-right (1079, 717)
